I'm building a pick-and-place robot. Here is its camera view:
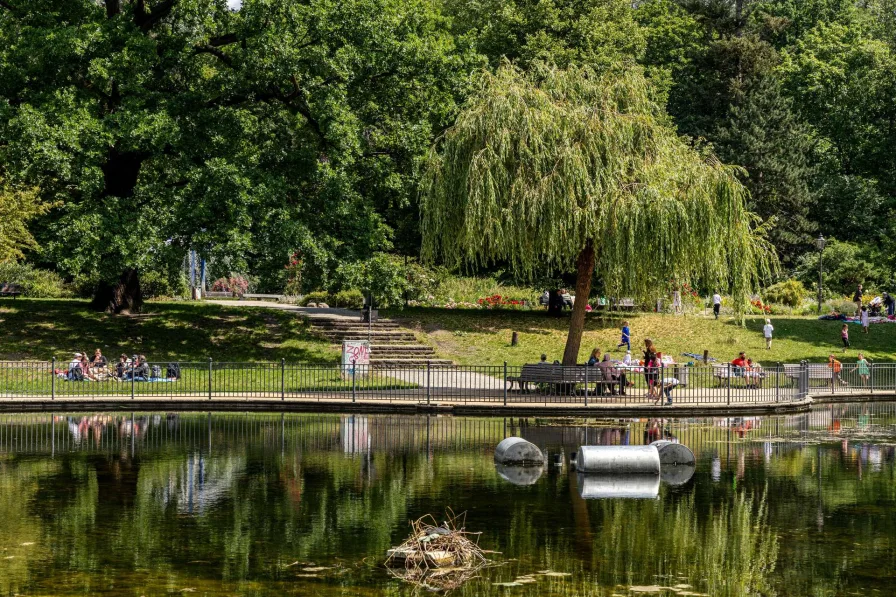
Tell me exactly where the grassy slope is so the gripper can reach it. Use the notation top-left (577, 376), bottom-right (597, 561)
top-left (0, 299), bottom-right (338, 363)
top-left (384, 307), bottom-right (896, 366)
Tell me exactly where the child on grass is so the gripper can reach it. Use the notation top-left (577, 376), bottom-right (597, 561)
top-left (841, 324), bottom-right (850, 351)
top-left (861, 305), bottom-right (869, 334)
top-left (763, 318), bottom-right (774, 350)
top-left (852, 353), bottom-right (870, 387)
top-left (617, 321), bottom-right (631, 351)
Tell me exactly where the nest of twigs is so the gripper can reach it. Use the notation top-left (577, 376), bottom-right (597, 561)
top-left (385, 510), bottom-right (489, 591)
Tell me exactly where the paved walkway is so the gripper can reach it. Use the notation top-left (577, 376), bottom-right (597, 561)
top-left (204, 299), bottom-right (362, 320)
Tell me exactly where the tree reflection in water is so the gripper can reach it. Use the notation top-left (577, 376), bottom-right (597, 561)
top-left (0, 405), bottom-right (895, 595)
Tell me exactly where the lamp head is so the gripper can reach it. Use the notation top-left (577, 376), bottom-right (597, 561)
top-left (815, 234), bottom-right (826, 251)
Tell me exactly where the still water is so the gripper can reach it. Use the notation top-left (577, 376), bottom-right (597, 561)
top-left (0, 404), bottom-right (894, 596)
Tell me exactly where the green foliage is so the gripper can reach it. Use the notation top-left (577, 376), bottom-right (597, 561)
top-left (0, 178), bottom-right (52, 263)
top-left (336, 253), bottom-right (408, 307)
top-left (140, 271), bottom-right (187, 300)
top-left (422, 63), bottom-right (774, 307)
top-left (300, 291), bottom-right (331, 306)
top-left (794, 239), bottom-right (887, 295)
top-left (332, 289), bottom-right (364, 309)
top-left (0, 262), bottom-right (68, 298)
top-left (762, 279), bottom-right (809, 307)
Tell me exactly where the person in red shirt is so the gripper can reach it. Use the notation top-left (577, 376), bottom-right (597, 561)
top-left (731, 352), bottom-right (747, 368)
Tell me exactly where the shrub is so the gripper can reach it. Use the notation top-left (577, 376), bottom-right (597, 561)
top-left (333, 289), bottom-right (364, 309)
top-left (762, 279), bottom-right (808, 308)
top-left (211, 275), bottom-right (250, 297)
top-left (300, 291), bottom-right (330, 306)
top-left (141, 270), bottom-right (187, 299)
top-left (0, 261), bottom-right (69, 298)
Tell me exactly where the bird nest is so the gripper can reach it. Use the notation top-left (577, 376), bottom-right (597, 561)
top-left (385, 510), bottom-right (489, 591)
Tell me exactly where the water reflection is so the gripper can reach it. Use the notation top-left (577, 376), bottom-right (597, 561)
top-left (1, 404), bottom-right (896, 595)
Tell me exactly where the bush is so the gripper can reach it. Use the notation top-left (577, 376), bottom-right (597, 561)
top-left (763, 279), bottom-right (808, 308)
top-left (300, 291), bottom-right (331, 306)
top-left (333, 289), bottom-right (364, 309)
top-left (211, 275), bottom-right (250, 297)
top-left (141, 270), bottom-right (187, 299)
top-left (0, 262), bottom-right (69, 298)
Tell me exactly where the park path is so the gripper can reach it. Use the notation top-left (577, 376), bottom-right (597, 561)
top-left (204, 299), bottom-right (362, 321)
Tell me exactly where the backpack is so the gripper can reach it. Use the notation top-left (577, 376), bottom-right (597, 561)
top-left (151, 364), bottom-right (162, 378)
top-left (166, 362), bottom-right (181, 380)
top-left (69, 367), bottom-right (84, 381)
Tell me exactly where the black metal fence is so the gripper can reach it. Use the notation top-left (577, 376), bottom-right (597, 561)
top-left (2, 359), bottom-right (884, 405)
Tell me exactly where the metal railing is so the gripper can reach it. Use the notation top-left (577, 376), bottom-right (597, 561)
top-left (1, 359), bottom-right (874, 405)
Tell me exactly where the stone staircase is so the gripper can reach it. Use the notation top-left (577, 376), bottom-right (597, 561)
top-left (309, 319), bottom-right (453, 367)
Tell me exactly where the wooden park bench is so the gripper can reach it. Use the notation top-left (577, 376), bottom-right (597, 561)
top-left (240, 293), bottom-right (284, 302)
top-left (0, 283), bottom-right (24, 298)
top-left (506, 364), bottom-right (616, 394)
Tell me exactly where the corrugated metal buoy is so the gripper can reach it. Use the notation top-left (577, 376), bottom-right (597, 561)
top-left (575, 445), bottom-right (661, 475)
top-left (495, 437), bottom-right (543, 465)
top-left (577, 473), bottom-right (660, 499)
top-left (496, 463), bottom-right (544, 486)
top-left (650, 440), bottom-right (696, 466)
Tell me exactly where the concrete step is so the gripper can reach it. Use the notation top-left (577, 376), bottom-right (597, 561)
top-left (316, 332), bottom-right (418, 342)
top-left (370, 345), bottom-right (435, 353)
top-left (370, 358), bottom-right (454, 368)
top-left (311, 321), bottom-right (401, 330)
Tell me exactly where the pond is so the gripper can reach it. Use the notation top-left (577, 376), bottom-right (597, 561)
top-left (0, 404), bottom-right (894, 596)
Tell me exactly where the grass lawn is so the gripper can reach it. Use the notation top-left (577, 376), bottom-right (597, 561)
top-left (384, 307), bottom-right (896, 366)
top-left (0, 298), bottom-right (339, 363)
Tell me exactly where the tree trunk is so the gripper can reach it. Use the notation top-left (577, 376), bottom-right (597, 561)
top-left (90, 268), bottom-right (143, 314)
top-left (562, 242), bottom-right (595, 365)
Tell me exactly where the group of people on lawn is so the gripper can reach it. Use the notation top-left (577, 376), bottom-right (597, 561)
top-left (62, 349), bottom-right (171, 382)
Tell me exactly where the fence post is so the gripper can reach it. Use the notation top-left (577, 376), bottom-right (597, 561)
top-left (800, 360), bottom-right (808, 399)
top-left (208, 357), bottom-right (213, 400)
top-left (584, 363), bottom-right (589, 407)
top-left (426, 360), bottom-right (431, 405)
top-left (281, 358), bottom-right (285, 401)
top-left (726, 363), bottom-right (731, 406)
top-left (503, 361), bottom-right (508, 406)
top-left (870, 362), bottom-right (874, 394)
top-left (351, 359), bottom-right (357, 403)
top-left (775, 366), bottom-right (780, 403)
top-left (51, 357), bottom-right (56, 401)
top-left (831, 360), bottom-right (835, 394)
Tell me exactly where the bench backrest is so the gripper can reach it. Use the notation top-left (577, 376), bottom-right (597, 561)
top-left (519, 364), bottom-right (598, 383)
top-left (0, 283), bottom-right (24, 293)
top-left (784, 363), bottom-right (834, 378)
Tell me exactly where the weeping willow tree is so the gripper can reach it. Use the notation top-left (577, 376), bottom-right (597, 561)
top-left (421, 63), bottom-right (774, 364)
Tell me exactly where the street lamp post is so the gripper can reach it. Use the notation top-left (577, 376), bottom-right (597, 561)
top-left (816, 234), bottom-right (826, 314)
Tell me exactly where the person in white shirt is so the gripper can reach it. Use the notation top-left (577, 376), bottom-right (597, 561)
top-left (712, 292), bottom-right (722, 319)
top-left (672, 289), bottom-right (682, 314)
top-left (763, 318), bottom-right (774, 349)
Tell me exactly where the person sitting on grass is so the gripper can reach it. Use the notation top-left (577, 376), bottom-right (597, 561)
top-left (90, 349), bottom-right (107, 370)
top-left (115, 354), bottom-right (129, 379)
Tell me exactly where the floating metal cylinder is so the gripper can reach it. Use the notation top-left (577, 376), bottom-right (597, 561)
top-left (495, 437), bottom-right (544, 465)
top-left (650, 440), bottom-right (696, 466)
top-left (495, 463), bottom-right (544, 486)
top-left (577, 473), bottom-right (660, 499)
top-left (575, 445), bottom-right (661, 475)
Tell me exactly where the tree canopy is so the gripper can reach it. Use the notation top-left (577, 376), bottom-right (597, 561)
top-left (422, 63), bottom-right (773, 362)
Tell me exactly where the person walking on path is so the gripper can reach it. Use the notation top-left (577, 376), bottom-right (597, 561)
top-left (860, 305), bottom-right (870, 333)
top-left (852, 353), bottom-right (871, 387)
top-left (763, 318), bottom-right (774, 350)
top-left (712, 292), bottom-right (722, 319)
top-left (617, 320), bottom-right (631, 351)
top-left (853, 284), bottom-right (864, 316)
top-left (841, 324), bottom-right (850, 351)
